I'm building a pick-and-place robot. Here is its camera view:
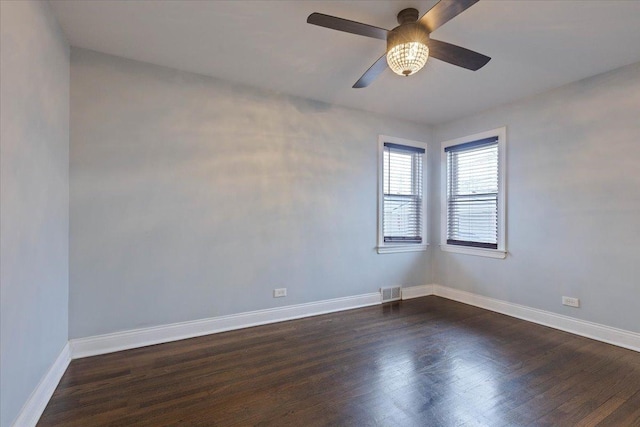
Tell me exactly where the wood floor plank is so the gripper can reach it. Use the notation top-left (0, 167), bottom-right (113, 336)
top-left (38, 297), bottom-right (640, 426)
top-left (595, 390), bottom-right (640, 427)
top-left (576, 396), bottom-right (627, 427)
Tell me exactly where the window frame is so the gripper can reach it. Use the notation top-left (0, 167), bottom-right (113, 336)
top-left (440, 127), bottom-right (507, 259)
top-left (377, 135), bottom-right (428, 254)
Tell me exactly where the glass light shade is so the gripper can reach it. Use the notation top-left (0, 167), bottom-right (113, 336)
top-left (386, 41), bottom-right (429, 76)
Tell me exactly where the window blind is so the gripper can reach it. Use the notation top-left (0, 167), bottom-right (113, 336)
top-left (445, 137), bottom-right (499, 249)
top-left (383, 143), bottom-right (424, 243)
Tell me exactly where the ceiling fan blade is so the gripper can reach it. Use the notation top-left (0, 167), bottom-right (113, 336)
top-left (307, 13), bottom-right (388, 40)
top-left (427, 38), bottom-right (490, 71)
top-left (353, 54), bottom-right (388, 88)
top-left (419, 0), bottom-right (479, 33)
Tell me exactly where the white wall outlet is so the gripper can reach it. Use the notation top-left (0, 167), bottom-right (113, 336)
top-left (273, 288), bottom-right (287, 298)
top-left (562, 296), bottom-right (580, 308)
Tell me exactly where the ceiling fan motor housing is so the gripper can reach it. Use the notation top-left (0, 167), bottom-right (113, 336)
top-left (387, 22), bottom-right (430, 50)
top-left (388, 8), bottom-right (429, 48)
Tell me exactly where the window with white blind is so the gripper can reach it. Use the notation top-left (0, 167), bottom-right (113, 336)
top-left (377, 136), bottom-right (428, 254)
top-left (440, 127), bottom-right (506, 258)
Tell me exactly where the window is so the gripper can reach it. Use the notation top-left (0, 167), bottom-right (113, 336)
top-left (377, 135), bottom-right (428, 254)
top-left (441, 127), bottom-right (506, 258)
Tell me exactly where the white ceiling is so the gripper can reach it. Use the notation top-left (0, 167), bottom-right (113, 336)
top-left (50, 0), bottom-right (640, 126)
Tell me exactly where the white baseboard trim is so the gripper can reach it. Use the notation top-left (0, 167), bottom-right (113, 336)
top-left (12, 342), bottom-right (71, 427)
top-left (401, 284), bottom-right (434, 300)
top-left (71, 292), bottom-right (381, 359)
top-left (431, 284), bottom-right (640, 353)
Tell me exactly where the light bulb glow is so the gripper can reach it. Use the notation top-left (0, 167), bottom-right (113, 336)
top-left (386, 41), bottom-right (429, 76)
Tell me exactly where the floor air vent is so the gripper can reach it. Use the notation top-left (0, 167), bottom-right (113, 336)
top-left (381, 286), bottom-right (401, 302)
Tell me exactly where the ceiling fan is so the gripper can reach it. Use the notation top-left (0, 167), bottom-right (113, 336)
top-left (307, 0), bottom-right (491, 88)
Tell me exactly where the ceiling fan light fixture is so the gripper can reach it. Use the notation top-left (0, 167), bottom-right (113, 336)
top-left (386, 21), bottom-right (430, 77)
top-left (386, 41), bottom-right (429, 76)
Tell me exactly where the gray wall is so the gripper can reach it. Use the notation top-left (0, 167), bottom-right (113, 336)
top-left (432, 61), bottom-right (640, 333)
top-left (69, 49), bottom-right (432, 339)
top-left (0, 1), bottom-right (70, 426)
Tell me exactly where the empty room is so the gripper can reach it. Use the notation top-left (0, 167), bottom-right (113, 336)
top-left (2, 0), bottom-right (640, 425)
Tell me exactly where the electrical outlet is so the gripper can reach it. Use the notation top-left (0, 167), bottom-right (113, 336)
top-left (562, 296), bottom-right (580, 308)
top-left (273, 288), bottom-right (287, 298)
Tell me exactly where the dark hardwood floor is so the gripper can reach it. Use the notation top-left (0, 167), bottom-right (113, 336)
top-left (39, 296), bottom-right (640, 426)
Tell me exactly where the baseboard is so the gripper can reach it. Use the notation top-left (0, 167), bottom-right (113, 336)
top-left (401, 284), bottom-right (434, 300)
top-left (431, 284), bottom-right (640, 353)
top-left (12, 342), bottom-right (71, 427)
top-left (71, 292), bottom-right (381, 359)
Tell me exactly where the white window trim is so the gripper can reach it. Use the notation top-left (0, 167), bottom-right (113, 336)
top-left (377, 135), bottom-right (428, 254)
top-left (440, 127), bottom-right (507, 259)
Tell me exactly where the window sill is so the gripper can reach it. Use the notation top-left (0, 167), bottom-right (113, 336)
top-left (440, 244), bottom-right (506, 259)
top-left (377, 244), bottom-right (428, 254)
